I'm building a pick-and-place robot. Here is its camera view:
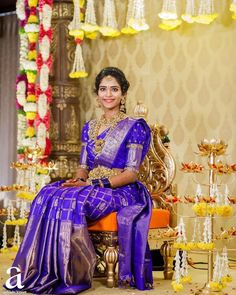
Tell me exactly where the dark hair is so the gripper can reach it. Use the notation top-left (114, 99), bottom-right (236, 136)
top-left (94, 67), bottom-right (130, 95)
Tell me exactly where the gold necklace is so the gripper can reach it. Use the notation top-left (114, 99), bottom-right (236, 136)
top-left (88, 112), bottom-right (127, 155)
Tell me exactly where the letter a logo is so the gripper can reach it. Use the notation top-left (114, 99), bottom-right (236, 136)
top-left (5, 267), bottom-right (24, 289)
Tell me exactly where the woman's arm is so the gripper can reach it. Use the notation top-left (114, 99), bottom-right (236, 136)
top-left (109, 169), bottom-right (138, 188)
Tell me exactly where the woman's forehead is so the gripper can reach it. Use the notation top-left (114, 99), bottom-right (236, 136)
top-left (99, 76), bottom-right (120, 86)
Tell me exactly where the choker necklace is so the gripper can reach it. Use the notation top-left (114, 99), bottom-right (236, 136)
top-left (88, 112), bottom-right (127, 155)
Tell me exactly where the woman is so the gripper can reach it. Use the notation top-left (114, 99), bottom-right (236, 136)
top-left (6, 67), bottom-right (153, 294)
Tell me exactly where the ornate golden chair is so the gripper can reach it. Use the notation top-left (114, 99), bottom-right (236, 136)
top-left (88, 120), bottom-right (176, 288)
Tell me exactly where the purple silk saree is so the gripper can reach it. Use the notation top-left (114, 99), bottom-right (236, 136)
top-left (5, 117), bottom-right (153, 294)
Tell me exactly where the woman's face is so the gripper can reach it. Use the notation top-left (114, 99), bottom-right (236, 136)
top-left (97, 75), bottom-right (123, 112)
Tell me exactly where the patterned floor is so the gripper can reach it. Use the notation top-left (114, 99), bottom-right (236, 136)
top-left (0, 252), bottom-right (236, 295)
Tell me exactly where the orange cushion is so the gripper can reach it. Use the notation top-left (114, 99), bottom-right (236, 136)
top-left (88, 208), bottom-right (170, 232)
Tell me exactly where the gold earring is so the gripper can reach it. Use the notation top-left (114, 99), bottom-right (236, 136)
top-left (96, 98), bottom-right (101, 108)
top-left (120, 97), bottom-right (126, 112)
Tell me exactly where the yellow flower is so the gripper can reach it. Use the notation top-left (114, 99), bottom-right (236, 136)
top-left (28, 50), bottom-right (37, 60)
top-left (28, 0), bottom-right (38, 7)
top-left (171, 281), bottom-right (184, 292)
top-left (216, 205), bottom-right (233, 216)
top-left (0, 248), bottom-right (9, 253)
top-left (206, 205), bottom-right (216, 215)
top-left (69, 30), bottom-right (84, 39)
top-left (26, 126), bottom-right (36, 137)
top-left (28, 14), bottom-right (39, 24)
top-left (192, 203), bottom-right (207, 216)
top-left (128, 18), bottom-right (149, 31)
top-left (69, 71), bottom-right (88, 78)
top-left (159, 19), bottom-right (182, 31)
top-left (187, 242), bottom-right (197, 250)
top-left (79, 0), bottom-right (85, 7)
top-left (195, 14), bottom-right (218, 25)
top-left (26, 71), bottom-right (37, 83)
top-left (180, 275), bottom-right (192, 283)
top-left (233, 14), bottom-right (236, 20)
top-left (209, 281), bottom-right (226, 291)
top-left (27, 32), bottom-right (39, 43)
top-left (26, 112), bottom-right (36, 120)
top-left (16, 191), bottom-right (35, 200)
top-left (5, 219), bottom-right (28, 226)
top-left (11, 245), bottom-right (19, 252)
top-left (99, 26), bottom-right (120, 37)
top-left (197, 242), bottom-right (215, 250)
top-left (81, 23), bottom-right (99, 32)
top-left (121, 26), bottom-right (138, 35)
top-left (173, 242), bottom-right (181, 249)
top-left (221, 275), bottom-right (233, 283)
top-left (27, 94), bottom-right (36, 102)
top-left (85, 31), bottom-right (99, 39)
top-left (36, 168), bottom-right (48, 175)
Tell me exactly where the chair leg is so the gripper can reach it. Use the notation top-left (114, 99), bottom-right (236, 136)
top-left (104, 246), bottom-right (118, 288)
top-left (160, 240), bottom-right (175, 280)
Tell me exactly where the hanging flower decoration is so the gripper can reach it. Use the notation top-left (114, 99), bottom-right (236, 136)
top-left (230, 0), bottom-right (236, 20)
top-left (209, 249), bottom-right (233, 292)
top-left (121, 0), bottom-right (138, 35)
top-left (21, 0), bottom-right (40, 148)
top-left (195, 0), bottom-right (218, 24)
top-left (171, 250), bottom-right (184, 292)
top-left (127, 0), bottom-right (149, 32)
top-left (181, 0), bottom-right (196, 23)
top-left (16, 0), bottom-right (29, 156)
top-left (68, 0), bottom-right (88, 78)
top-left (99, 0), bottom-right (120, 37)
top-left (36, 0), bottom-right (53, 155)
top-left (158, 0), bottom-right (182, 31)
top-left (81, 0), bottom-right (100, 39)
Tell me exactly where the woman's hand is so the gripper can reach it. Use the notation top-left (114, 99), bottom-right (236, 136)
top-left (61, 178), bottom-right (89, 187)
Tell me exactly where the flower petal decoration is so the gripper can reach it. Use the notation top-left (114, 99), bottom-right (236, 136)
top-left (99, 0), bottom-right (120, 37)
top-left (181, 0), bottom-right (196, 23)
top-left (195, 0), bottom-right (218, 24)
top-left (159, 19), bottom-right (182, 31)
top-left (159, 0), bottom-right (182, 30)
top-left (81, 0), bottom-right (100, 33)
top-left (69, 44), bottom-right (88, 78)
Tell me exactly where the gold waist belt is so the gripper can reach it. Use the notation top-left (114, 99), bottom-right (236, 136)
top-left (88, 166), bottom-right (122, 180)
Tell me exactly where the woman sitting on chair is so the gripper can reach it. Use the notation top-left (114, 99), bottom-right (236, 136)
top-left (6, 67), bottom-right (153, 294)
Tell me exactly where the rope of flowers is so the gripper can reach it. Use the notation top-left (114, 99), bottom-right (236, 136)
top-left (68, 0), bottom-right (88, 78)
top-left (16, 0), bottom-right (29, 157)
top-left (22, 0), bottom-right (40, 148)
top-left (36, 0), bottom-right (53, 155)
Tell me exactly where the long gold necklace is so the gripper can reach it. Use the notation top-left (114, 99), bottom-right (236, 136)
top-left (88, 112), bottom-right (127, 155)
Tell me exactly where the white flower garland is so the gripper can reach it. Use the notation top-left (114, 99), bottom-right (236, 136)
top-left (37, 123), bottom-right (47, 149)
top-left (19, 33), bottom-right (28, 71)
top-left (128, 0), bottom-right (149, 31)
top-left (16, 80), bottom-right (27, 107)
top-left (38, 94), bottom-right (47, 118)
top-left (81, 0), bottom-right (99, 32)
top-left (40, 36), bottom-right (50, 60)
top-left (36, 0), bottom-right (53, 153)
top-left (24, 102), bottom-right (37, 113)
top-left (182, 0), bottom-right (196, 23)
top-left (17, 113), bottom-right (27, 150)
top-left (16, 0), bottom-right (26, 21)
top-left (100, 0), bottom-right (120, 37)
top-left (39, 64), bottom-right (50, 91)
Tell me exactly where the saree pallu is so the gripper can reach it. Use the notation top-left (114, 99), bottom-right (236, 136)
top-left (5, 117), bottom-right (153, 294)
